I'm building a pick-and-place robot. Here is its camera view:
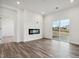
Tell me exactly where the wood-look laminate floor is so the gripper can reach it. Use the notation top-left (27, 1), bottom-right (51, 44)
top-left (0, 39), bottom-right (79, 58)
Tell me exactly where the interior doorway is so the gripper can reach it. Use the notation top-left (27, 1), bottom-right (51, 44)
top-left (0, 7), bottom-right (17, 43)
top-left (52, 19), bottom-right (70, 42)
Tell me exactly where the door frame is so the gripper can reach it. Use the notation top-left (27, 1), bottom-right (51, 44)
top-left (52, 19), bottom-right (70, 43)
top-left (0, 5), bottom-right (18, 43)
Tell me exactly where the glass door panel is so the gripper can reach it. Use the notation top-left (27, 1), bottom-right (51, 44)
top-left (52, 20), bottom-right (59, 41)
top-left (59, 19), bottom-right (70, 42)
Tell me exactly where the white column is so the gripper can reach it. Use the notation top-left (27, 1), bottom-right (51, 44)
top-left (16, 9), bottom-right (24, 42)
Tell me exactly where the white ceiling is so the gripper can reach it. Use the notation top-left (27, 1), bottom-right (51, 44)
top-left (1, 0), bottom-right (79, 15)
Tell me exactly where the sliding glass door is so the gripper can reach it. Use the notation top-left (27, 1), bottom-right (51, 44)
top-left (52, 19), bottom-right (70, 42)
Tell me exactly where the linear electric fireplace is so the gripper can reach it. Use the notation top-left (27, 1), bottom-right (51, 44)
top-left (29, 29), bottom-right (40, 35)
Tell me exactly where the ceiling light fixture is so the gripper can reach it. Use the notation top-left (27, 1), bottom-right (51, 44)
top-left (70, 0), bottom-right (74, 3)
top-left (41, 11), bottom-right (45, 15)
top-left (17, 1), bottom-right (20, 4)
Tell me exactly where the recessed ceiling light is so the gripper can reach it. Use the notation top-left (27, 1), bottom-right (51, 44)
top-left (41, 11), bottom-right (45, 15)
top-left (17, 1), bottom-right (20, 4)
top-left (70, 0), bottom-right (74, 3)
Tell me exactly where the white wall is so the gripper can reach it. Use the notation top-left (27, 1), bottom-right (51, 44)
top-left (24, 10), bottom-right (43, 41)
top-left (44, 6), bottom-right (79, 45)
